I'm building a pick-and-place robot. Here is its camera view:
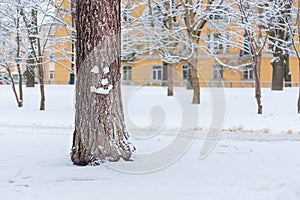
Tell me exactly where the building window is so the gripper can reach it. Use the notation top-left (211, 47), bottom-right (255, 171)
top-left (242, 65), bottom-right (253, 80)
top-left (207, 4), bottom-right (230, 30)
top-left (240, 33), bottom-right (250, 56)
top-left (49, 71), bottom-right (55, 80)
top-left (213, 64), bottom-right (224, 80)
top-left (208, 33), bottom-right (229, 52)
top-left (208, 4), bottom-right (229, 21)
top-left (182, 64), bottom-right (190, 80)
top-left (152, 65), bottom-right (162, 80)
top-left (123, 66), bottom-right (132, 80)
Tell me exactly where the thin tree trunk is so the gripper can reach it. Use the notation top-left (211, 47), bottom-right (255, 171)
top-left (6, 67), bottom-right (22, 107)
top-left (16, 10), bottom-right (23, 107)
top-left (38, 61), bottom-right (45, 110)
top-left (71, 0), bottom-right (131, 165)
top-left (25, 56), bottom-right (35, 87)
top-left (166, 2), bottom-right (174, 96)
top-left (167, 63), bottom-right (174, 96)
top-left (162, 61), bottom-right (168, 87)
top-left (21, 8), bottom-right (36, 88)
top-left (254, 56), bottom-right (262, 114)
top-left (284, 54), bottom-right (291, 87)
top-left (189, 51), bottom-right (200, 104)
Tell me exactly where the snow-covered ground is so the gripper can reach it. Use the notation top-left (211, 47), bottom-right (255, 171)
top-left (0, 85), bottom-right (300, 200)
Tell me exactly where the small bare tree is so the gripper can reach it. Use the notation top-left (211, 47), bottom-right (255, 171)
top-left (0, 1), bottom-right (24, 107)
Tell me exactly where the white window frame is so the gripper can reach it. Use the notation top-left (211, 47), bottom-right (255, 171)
top-left (123, 66), bottom-right (132, 80)
top-left (208, 33), bottom-right (229, 53)
top-left (152, 65), bottom-right (162, 80)
top-left (242, 65), bottom-right (254, 80)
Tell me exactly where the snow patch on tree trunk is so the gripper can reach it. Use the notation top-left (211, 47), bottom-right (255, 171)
top-left (103, 66), bottom-right (110, 74)
top-left (90, 85), bottom-right (113, 94)
top-left (91, 65), bottom-right (100, 74)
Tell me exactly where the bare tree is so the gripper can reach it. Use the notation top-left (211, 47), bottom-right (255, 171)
top-left (221, 0), bottom-right (284, 114)
top-left (178, 0), bottom-right (218, 104)
top-left (20, 0), bottom-right (73, 110)
top-left (71, 0), bottom-right (132, 165)
top-left (268, 0), bottom-right (293, 90)
top-left (0, 1), bottom-right (24, 107)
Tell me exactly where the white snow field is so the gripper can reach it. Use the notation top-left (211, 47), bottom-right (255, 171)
top-left (0, 85), bottom-right (300, 200)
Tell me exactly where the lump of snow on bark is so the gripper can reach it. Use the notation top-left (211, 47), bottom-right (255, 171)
top-left (91, 66), bottom-right (99, 74)
top-left (90, 85), bottom-right (113, 94)
top-left (101, 78), bottom-right (109, 85)
top-left (103, 67), bottom-right (109, 74)
top-left (271, 57), bottom-right (280, 64)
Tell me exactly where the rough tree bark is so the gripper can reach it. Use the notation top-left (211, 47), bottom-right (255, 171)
top-left (25, 55), bottom-right (35, 87)
top-left (71, 0), bottom-right (132, 165)
top-left (189, 51), bottom-right (200, 104)
top-left (284, 54), bottom-right (291, 87)
top-left (271, 54), bottom-right (284, 90)
top-left (167, 63), bottom-right (174, 96)
top-left (253, 55), bottom-right (263, 114)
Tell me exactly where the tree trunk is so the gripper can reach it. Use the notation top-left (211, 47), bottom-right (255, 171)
top-left (254, 56), bottom-right (262, 114)
top-left (21, 9), bottom-right (36, 88)
top-left (38, 61), bottom-right (45, 110)
top-left (21, 7), bottom-right (46, 110)
top-left (25, 59), bottom-right (35, 88)
top-left (162, 61), bottom-right (168, 87)
top-left (6, 67), bottom-right (22, 107)
top-left (16, 11), bottom-right (23, 107)
top-left (71, 0), bottom-right (132, 165)
top-left (16, 66), bottom-right (23, 107)
top-left (189, 51), bottom-right (200, 104)
top-left (284, 54), bottom-right (291, 87)
top-left (167, 63), bottom-right (174, 96)
top-left (271, 54), bottom-right (284, 90)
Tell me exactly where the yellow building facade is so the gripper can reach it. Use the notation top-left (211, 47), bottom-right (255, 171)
top-left (121, 1), bottom-right (300, 88)
top-left (50, 0), bottom-right (299, 87)
top-left (51, 0), bottom-right (73, 84)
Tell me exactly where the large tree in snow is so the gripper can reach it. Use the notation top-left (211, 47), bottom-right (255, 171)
top-left (71, 0), bottom-right (132, 165)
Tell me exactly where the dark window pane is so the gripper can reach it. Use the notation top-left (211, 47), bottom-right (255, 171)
top-left (158, 71), bottom-right (162, 80)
